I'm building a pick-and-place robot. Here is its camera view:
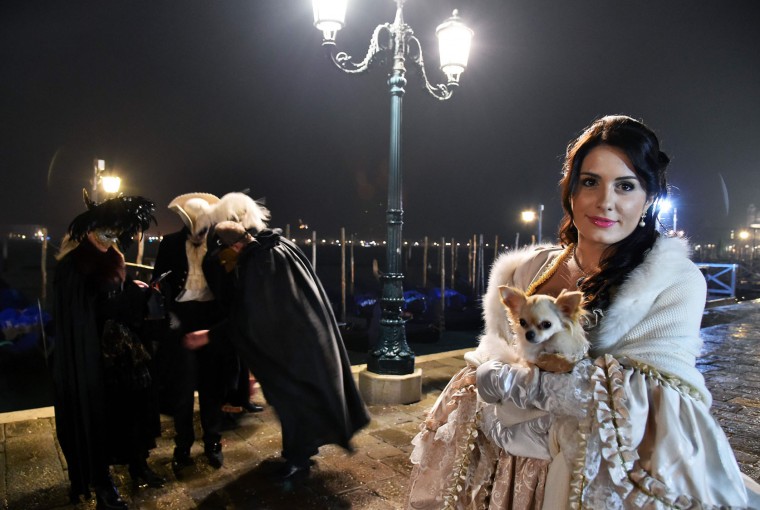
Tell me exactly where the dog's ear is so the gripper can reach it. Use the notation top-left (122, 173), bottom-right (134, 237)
top-left (555, 289), bottom-right (584, 320)
top-left (499, 285), bottom-right (526, 313)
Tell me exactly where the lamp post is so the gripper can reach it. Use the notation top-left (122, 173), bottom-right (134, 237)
top-left (750, 224), bottom-right (760, 275)
top-left (672, 207), bottom-right (678, 234)
top-left (738, 230), bottom-right (750, 262)
top-left (92, 158), bottom-right (105, 203)
top-left (91, 158), bottom-right (121, 203)
top-left (313, 0), bottom-right (472, 376)
top-left (659, 199), bottom-right (679, 235)
top-left (521, 204), bottom-right (543, 244)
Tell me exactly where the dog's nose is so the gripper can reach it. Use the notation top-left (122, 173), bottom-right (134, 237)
top-left (525, 331), bottom-right (535, 342)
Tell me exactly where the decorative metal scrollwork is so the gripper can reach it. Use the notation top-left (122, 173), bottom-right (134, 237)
top-left (325, 18), bottom-right (455, 100)
top-left (407, 35), bottom-right (455, 101)
top-left (326, 24), bottom-right (392, 74)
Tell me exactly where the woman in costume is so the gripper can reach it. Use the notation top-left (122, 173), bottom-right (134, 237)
top-left (407, 115), bottom-right (760, 508)
top-left (53, 192), bottom-right (165, 510)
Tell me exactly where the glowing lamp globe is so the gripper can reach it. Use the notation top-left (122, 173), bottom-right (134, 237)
top-left (101, 175), bottom-right (121, 194)
top-left (313, 0), bottom-right (348, 42)
top-left (436, 10), bottom-right (473, 84)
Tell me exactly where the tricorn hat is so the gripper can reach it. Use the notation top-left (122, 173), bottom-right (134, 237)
top-left (168, 193), bottom-right (220, 234)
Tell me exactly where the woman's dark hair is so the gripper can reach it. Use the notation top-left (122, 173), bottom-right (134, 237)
top-left (558, 115), bottom-right (670, 312)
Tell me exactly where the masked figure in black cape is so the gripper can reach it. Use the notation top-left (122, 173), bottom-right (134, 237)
top-left (150, 192), bottom-right (231, 470)
top-left (184, 192), bottom-right (370, 482)
top-left (52, 192), bottom-right (165, 510)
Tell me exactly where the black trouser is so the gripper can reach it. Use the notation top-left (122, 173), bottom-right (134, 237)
top-left (225, 356), bottom-right (252, 407)
top-left (160, 300), bottom-right (228, 451)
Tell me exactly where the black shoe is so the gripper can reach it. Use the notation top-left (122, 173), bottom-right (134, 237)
top-left (94, 481), bottom-right (128, 510)
top-left (204, 442), bottom-right (224, 469)
top-left (241, 402), bottom-right (264, 413)
top-left (172, 447), bottom-right (193, 471)
top-left (129, 463), bottom-right (166, 489)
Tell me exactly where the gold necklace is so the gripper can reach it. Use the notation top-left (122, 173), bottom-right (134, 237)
top-left (525, 244), bottom-right (574, 296)
top-left (572, 246), bottom-right (590, 277)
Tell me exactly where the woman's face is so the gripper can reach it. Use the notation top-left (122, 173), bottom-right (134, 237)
top-left (571, 145), bottom-right (651, 251)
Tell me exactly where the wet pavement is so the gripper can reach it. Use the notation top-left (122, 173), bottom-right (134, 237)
top-left (2, 300), bottom-right (760, 509)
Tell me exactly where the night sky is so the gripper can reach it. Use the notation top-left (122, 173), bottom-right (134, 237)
top-left (2, 1), bottom-right (759, 246)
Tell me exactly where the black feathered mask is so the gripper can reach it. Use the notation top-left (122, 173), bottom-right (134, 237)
top-left (68, 189), bottom-right (157, 249)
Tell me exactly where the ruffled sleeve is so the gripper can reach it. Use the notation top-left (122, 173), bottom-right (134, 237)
top-left (576, 355), bottom-right (749, 508)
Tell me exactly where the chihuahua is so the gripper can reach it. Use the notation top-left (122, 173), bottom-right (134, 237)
top-left (498, 285), bottom-right (589, 369)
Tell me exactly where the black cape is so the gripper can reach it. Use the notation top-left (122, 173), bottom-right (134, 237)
top-left (206, 229), bottom-right (370, 461)
top-left (52, 240), bottom-right (159, 496)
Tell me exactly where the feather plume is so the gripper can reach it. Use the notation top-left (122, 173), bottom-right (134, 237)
top-left (67, 192), bottom-right (157, 249)
top-left (211, 192), bottom-right (270, 233)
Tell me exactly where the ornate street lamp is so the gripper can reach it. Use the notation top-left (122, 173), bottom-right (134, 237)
top-left (92, 158), bottom-right (121, 202)
top-left (313, 0), bottom-right (473, 375)
top-left (659, 199), bottom-right (676, 233)
top-left (521, 204), bottom-right (543, 244)
top-left (92, 158), bottom-right (106, 203)
top-left (101, 174), bottom-right (121, 195)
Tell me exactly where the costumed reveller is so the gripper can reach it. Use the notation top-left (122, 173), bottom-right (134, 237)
top-left (52, 192), bottom-right (165, 510)
top-left (151, 192), bottom-right (235, 470)
top-left (406, 115), bottom-right (760, 508)
top-left (183, 192), bottom-right (371, 482)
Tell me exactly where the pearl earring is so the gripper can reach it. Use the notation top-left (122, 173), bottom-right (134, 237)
top-left (639, 211), bottom-right (646, 227)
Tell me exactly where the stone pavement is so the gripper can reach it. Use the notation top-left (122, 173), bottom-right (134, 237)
top-left (2, 300), bottom-right (760, 510)
top-left (699, 301), bottom-right (760, 483)
top-left (0, 349), bottom-right (469, 510)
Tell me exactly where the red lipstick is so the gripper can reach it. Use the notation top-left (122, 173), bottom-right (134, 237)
top-left (588, 216), bottom-right (616, 228)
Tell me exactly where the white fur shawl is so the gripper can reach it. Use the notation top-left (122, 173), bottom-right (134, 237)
top-left (475, 236), bottom-right (711, 404)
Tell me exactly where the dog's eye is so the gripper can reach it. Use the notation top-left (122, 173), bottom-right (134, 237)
top-left (519, 319), bottom-right (527, 328)
top-left (540, 321), bottom-right (552, 330)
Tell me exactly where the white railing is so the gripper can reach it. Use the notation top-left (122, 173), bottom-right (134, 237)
top-left (696, 263), bottom-right (737, 299)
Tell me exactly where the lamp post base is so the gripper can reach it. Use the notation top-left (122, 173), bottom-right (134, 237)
top-left (367, 353), bottom-right (415, 375)
top-left (368, 272), bottom-right (415, 375)
top-left (358, 368), bottom-right (422, 405)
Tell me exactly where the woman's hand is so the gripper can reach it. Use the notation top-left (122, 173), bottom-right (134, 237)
top-left (132, 279), bottom-right (149, 288)
top-left (476, 360), bottom-right (539, 405)
top-left (476, 358), bottom-right (594, 418)
top-left (479, 406), bottom-right (553, 460)
top-left (183, 330), bottom-right (210, 350)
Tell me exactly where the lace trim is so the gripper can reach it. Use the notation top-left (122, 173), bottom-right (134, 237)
top-left (442, 409), bottom-right (481, 510)
top-left (525, 244), bottom-right (574, 296)
top-left (568, 416), bottom-right (590, 509)
top-left (590, 354), bottom-right (713, 509)
top-left (624, 358), bottom-right (704, 403)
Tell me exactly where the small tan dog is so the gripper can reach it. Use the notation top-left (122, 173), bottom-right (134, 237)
top-left (499, 285), bottom-right (589, 372)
